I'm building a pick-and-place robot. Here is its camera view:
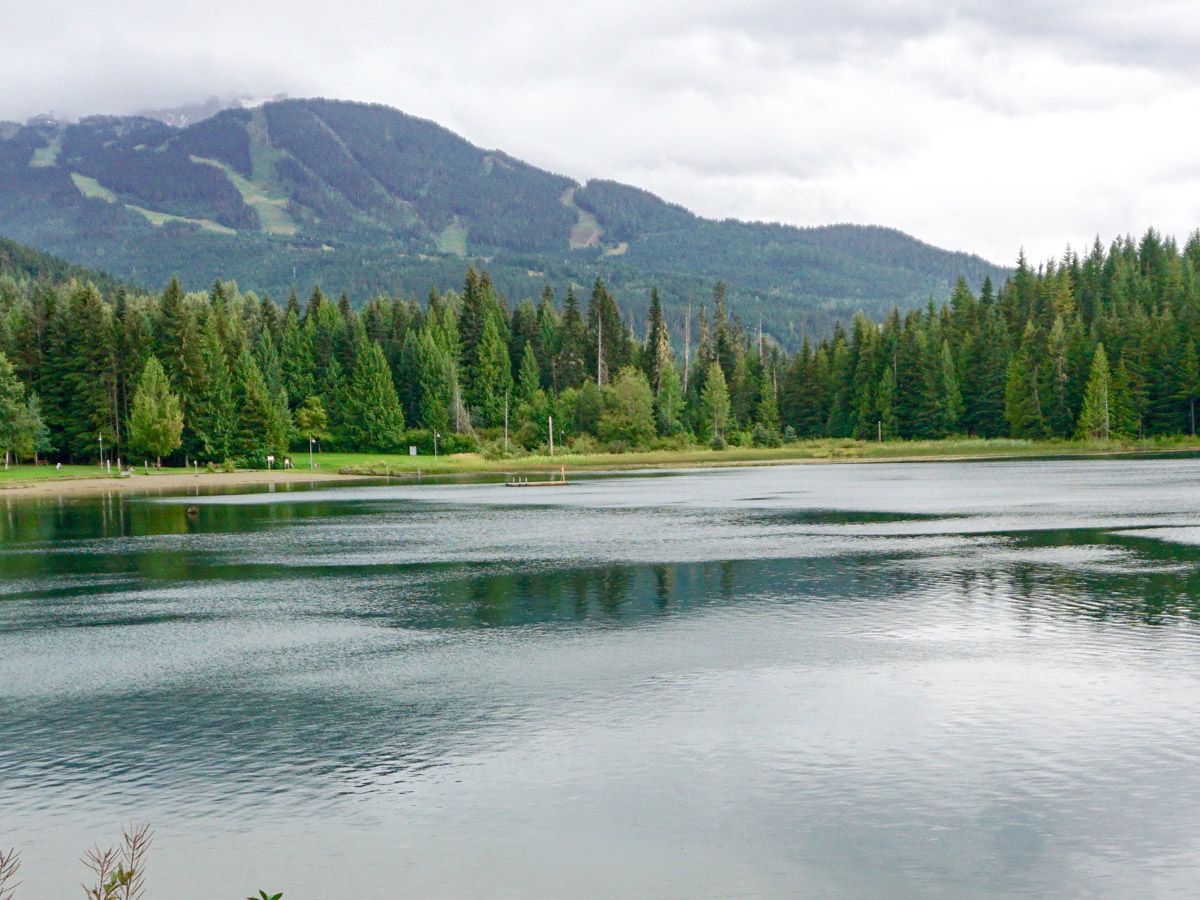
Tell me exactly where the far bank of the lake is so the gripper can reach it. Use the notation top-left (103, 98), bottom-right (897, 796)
top-left (4, 436), bottom-right (1200, 500)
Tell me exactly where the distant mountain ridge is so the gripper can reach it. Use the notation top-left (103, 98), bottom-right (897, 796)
top-left (0, 97), bottom-right (1009, 344)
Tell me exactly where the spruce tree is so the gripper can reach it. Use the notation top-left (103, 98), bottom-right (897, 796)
top-left (1075, 344), bottom-right (1112, 440)
top-left (470, 315), bottom-right (513, 427)
top-left (343, 342), bottom-right (405, 452)
top-left (643, 287), bottom-right (672, 393)
top-left (1005, 325), bottom-right (1047, 438)
top-left (231, 349), bottom-right (275, 462)
top-left (280, 309), bottom-right (316, 408)
top-left (413, 326), bottom-right (454, 434)
top-left (655, 362), bottom-right (685, 436)
top-left (1111, 357), bottom-right (1140, 438)
top-left (756, 367), bottom-right (781, 435)
top-left (129, 356), bottom-right (184, 466)
top-left (188, 317), bottom-right (235, 462)
top-left (554, 287), bottom-right (587, 389)
top-left (1177, 340), bottom-right (1200, 435)
top-left (516, 342), bottom-right (541, 407)
top-left (0, 350), bottom-right (25, 466)
top-left (935, 339), bottom-right (963, 437)
top-left (701, 362), bottom-right (730, 440)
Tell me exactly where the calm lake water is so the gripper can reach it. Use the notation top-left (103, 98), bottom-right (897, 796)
top-left (4, 459), bottom-right (1200, 898)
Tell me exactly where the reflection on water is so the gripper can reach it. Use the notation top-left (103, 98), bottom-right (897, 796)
top-left (4, 459), bottom-right (1200, 897)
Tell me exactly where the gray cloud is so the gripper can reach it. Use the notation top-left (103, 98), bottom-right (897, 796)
top-left (2, 1), bottom-right (1200, 263)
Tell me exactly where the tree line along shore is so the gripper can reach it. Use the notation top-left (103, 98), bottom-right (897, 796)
top-left (2, 228), bottom-right (1199, 470)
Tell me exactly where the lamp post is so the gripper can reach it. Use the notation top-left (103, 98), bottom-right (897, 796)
top-left (309, 436), bottom-right (315, 470)
top-left (433, 431), bottom-right (440, 459)
top-left (98, 432), bottom-right (104, 469)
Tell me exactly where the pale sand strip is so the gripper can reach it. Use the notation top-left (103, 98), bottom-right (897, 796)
top-left (0, 469), bottom-right (362, 500)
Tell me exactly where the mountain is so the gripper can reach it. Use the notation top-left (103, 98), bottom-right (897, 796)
top-left (0, 234), bottom-right (127, 294)
top-left (0, 98), bottom-right (1009, 345)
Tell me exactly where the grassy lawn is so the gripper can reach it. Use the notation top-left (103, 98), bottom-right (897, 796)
top-left (325, 436), bottom-right (1200, 478)
top-left (0, 462), bottom-right (200, 486)
top-left (3, 437), bottom-right (1199, 488)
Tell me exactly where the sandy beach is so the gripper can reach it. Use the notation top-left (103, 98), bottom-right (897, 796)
top-left (0, 468), bottom-right (362, 500)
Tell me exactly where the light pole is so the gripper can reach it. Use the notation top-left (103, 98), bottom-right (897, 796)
top-left (433, 431), bottom-right (440, 459)
top-left (548, 415), bottom-right (554, 456)
top-left (309, 436), bottom-right (315, 470)
top-left (98, 432), bottom-right (104, 469)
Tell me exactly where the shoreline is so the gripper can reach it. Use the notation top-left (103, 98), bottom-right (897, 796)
top-left (0, 468), bottom-right (358, 500)
top-left (2, 441), bottom-right (1198, 500)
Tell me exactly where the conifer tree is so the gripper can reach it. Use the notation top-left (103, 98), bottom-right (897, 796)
top-left (413, 326), bottom-right (454, 434)
top-left (470, 315), bottom-right (513, 427)
top-left (935, 339), bottom-right (963, 436)
top-left (701, 362), bottom-right (730, 440)
top-left (343, 342), bottom-right (405, 452)
top-left (553, 286), bottom-right (587, 390)
top-left (756, 367), bottom-right (781, 435)
top-left (1005, 324), bottom-right (1047, 438)
top-left (876, 365), bottom-right (898, 440)
top-left (1177, 340), bottom-right (1200, 435)
top-left (0, 350), bottom-right (24, 466)
top-left (1075, 343), bottom-right (1112, 440)
top-left (516, 342), bottom-right (540, 407)
top-left (154, 277), bottom-right (188, 388)
top-left (655, 362), bottom-right (685, 436)
top-left (1111, 357), bottom-right (1140, 438)
top-left (280, 309), bottom-right (316, 408)
top-left (231, 349), bottom-right (276, 461)
top-left (643, 288), bottom-right (672, 393)
top-left (129, 356), bottom-right (184, 466)
top-left (188, 316), bottom-right (235, 461)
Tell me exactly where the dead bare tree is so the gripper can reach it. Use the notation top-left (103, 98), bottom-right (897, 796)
top-left (0, 847), bottom-right (20, 900)
top-left (81, 823), bottom-right (152, 900)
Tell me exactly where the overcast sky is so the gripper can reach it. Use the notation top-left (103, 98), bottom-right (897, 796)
top-left (5, 0), bottom-right (1200, 264)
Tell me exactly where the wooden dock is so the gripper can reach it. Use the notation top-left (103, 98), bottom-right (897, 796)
top-left (506, 466), bottom-right (568, 487)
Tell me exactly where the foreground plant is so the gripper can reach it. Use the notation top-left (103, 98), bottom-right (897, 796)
top-left (82, 823), bottom-right (151, 900)
top-left (0, 848), bottom-right (20, 900)
top-left (247, 892), bottom-right (283, 899)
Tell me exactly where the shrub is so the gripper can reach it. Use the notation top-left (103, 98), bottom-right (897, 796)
top-left (727, 429), bottom-right (751, 447)
top-left (752, 424), bottom-right (782, 447)
top-left (569, 434), bottom-right (601, 455)
top-left (710, 434), bottom-right (727, 451)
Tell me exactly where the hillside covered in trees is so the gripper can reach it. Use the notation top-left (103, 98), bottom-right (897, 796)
top-left (0, 98), bottom-right (1008, 345)
top-left (0, 228), bottom-right (1196, 468)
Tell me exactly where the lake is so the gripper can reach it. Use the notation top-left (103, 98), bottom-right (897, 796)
top-left (4, 458), bottom-right (1200, 898)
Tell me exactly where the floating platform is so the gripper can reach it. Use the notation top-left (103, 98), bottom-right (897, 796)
top-left (506, 467), bottom-right (568, 487)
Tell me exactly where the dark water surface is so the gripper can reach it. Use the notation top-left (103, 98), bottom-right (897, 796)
top-left (4, 459), bottom-right (1200, 898)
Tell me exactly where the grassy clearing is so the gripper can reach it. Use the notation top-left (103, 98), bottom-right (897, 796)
top-left (125, 204), bottom-right (236, 235)
top-left (30, 135), bottom-right (62, 168)
top-left (0, 463), bottom-right (117, 485)
top-left (70, 172), bottom-right (116, 202)
top-left (329, 436), bottom-right (1200, 478)
top-left (190, 155), bottom-right (297, 236)
top-left (3, 437), bottom-right (1198, 489)
top-left (435, 219), bottom-right (468, 256)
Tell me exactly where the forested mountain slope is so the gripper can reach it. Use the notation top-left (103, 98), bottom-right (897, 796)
top-left (0, 98), bottom-right (1008, 346)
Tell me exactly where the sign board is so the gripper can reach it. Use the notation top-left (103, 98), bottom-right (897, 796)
top-left (409, 446), bottom-right (418, 456)
top-left (267, 455), bottom-right (275, 464)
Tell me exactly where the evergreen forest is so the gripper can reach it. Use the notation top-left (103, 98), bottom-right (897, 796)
top-left (1, 229), bottom-right (1198, 466)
